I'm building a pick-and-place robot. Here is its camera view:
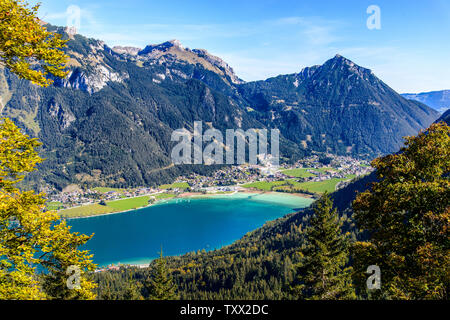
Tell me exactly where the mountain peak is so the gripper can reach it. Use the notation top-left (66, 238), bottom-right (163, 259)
top-left (139, 39), bottom-right (184, 55)
top-left (168, 39), bottom-right (183, 48)
top-left (322, 54), bottom-right (373, 79)
top-left (331, 54), bottom-right (355, 65)
top-left (297, 54), bottom-right (371, 82)
top-left (133, 39), bottom-right (243, 84)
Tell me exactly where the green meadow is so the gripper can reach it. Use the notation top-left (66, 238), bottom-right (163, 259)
top-left (58, 193), bottom-right (176, 218)
top-left (106, 196), bottom-right (151, 211)
top-left (159, 182), bottom-right (190, 190)
top-left (46, 201), bottom-right (64, 211)
top-left (242, 180), bottom-right (287, 191)
top-left (243, 175), bottom-right (356, 194)
top-left (281, 168), bottom-right (316, 178)
top-left (92, 187), bottom-right (128, 194)
top-left (58, 204), bottom-right (116, 218)
top-left (153, 193), bottom-right (177, 200)
top-left (281, 167), bottom-right (336, 178)
top-left (288, 178), bottom-right (345, 193)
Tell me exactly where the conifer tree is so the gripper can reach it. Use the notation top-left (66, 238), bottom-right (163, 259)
top-left (145, 250), bottom-right (178, 300)
top-left (291, 192), bottom-right (355, 300)
top-left (123, 278), bottom-right (143, 300)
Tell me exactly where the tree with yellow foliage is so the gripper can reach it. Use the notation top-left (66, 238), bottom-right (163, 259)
top-left (0, 117), bottom-right (97, 300)
top-left (0, 0), bottom-right (97, 299)
top-left (0, 0), bottom-right (68, 86)
top-left (352, 122), bottom-right (449, 299)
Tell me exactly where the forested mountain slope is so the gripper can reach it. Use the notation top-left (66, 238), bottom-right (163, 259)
top-left (437, 109), bottom-right (450, 125)
top-left (237, 55), bottom-right (439, 157)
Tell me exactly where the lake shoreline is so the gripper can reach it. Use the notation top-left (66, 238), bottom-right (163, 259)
top-left (61, 190), bottom-right (315, 220)
top-left (68, 192), bottom-right (315, 269)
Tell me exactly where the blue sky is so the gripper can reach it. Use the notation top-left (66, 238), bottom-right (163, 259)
top-left (32, 0), bottom-right (450, 93)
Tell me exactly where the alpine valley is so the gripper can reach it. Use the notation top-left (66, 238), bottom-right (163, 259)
top-left (0, 25), bottom-right (439, 191)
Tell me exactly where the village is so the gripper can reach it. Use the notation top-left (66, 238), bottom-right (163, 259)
top-left (46, 154), bottom-right (373, 211)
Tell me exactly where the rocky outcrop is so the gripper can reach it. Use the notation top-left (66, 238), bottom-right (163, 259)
top-left (89, 64), bottom-right (127, 93)
top-left (48, 100), bottom-right (76, 129)
top-left (112, 46), bottom-right (141, 56)
top-left (55, 64), bottom-right (128, 94)
top-left (111, 39), bottom-right (243, 85)
top-left (192, 49), bottom-right (243, 84)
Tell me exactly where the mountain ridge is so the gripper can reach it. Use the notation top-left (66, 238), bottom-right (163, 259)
top-left (436, 109), bottom-right (450, 124)
top-left (402, 90), bottom-right (450, 113)
top-left (0, 25), bottom-right (440, 190)
top-left (236, 54), bottom-right (438, 156)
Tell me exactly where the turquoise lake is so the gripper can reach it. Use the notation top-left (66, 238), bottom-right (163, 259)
top-left (67, 193), bottom-right (314, 266)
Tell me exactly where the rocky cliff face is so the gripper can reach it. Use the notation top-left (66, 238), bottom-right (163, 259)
top-left (191, 48), bottom-right (244, 85)
top-left (111, 46), bottom-right (141, 56)
top-left (55, 65), bottom-right (128, 94)
top-left (110, 39), bottom-right (243, 86)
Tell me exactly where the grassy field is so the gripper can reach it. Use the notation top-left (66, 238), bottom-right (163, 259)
top-left (153, 193), bottom-right (176, 200)
top-left (106, 195), bottom-right (150, 211)
top-left (242, 180), bottom-right (287, 191)
top-left (159, 182), bottom-right (190, 190)
top-left (46, 201), bottom-right (64, 211)
top-left (92, 187), bottom-right (127, 194)
top-left (243, 175), bottom-right (356, 194)
top-left (289, 179), bottom-right (344, 193)
top-left (288, 175), bottom-right (356, 193)
top-left (281, 167), bottom-right (336, 178)
top-left (58, 193), bottom-right (177, 218)
top-left (281, 168), bottom-right (316, 178)
top-left (58, 204), bottom-right (116, 218)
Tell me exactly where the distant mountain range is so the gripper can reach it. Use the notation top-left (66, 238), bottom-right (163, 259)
top-left (402, 90), bottom-right (450, 113)
top-left (0, 25), bottom-right (440, 190)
